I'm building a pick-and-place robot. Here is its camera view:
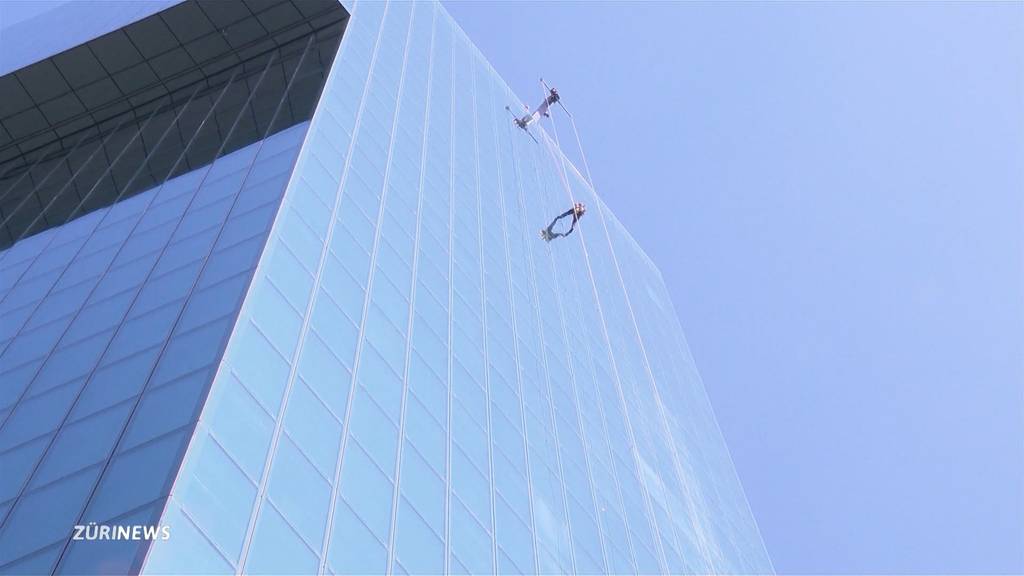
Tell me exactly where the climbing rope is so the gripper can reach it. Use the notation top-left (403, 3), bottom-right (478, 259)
top-left (541, 80), bottom-right (726, 574)
top-left (540, 80), bottom-right (580, 209)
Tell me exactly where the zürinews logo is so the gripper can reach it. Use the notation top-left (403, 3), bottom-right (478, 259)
top-left (72, 523), bottom-right (171, 542)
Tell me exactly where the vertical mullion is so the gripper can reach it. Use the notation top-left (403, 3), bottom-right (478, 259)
top-left (537, 127), bottom-right (670, 574)
top-left (468, 45), bottom-right (499, 575)
top-left (531, 131), bottom-right (612, 575)
top-left (386, 3), bottom-right (438, 574)
top-left (55, 45), bottom-right (298, 573)
top-left (491, 78), bottom-right (541, 575)
top-left (515, 110), bottom-right (578, 576)
top-left (317, 0), bottom-right (416, 570)
top-left (443, 12), bottom-right (456, 574)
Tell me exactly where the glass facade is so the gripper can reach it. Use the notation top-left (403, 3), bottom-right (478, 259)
top-left (0, 0), bottom-right (772, 574)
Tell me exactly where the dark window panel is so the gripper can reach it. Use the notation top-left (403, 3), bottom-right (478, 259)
top-left (198, 0), bottom-right (252, 30)
top-left (4, 108), bottom-right (47, 140)
top-left (88, 31), bottom-right (144, 75)
top-left (52, 45), bottom-right (107, 90)
top-left (112, 62), bottom-right (159, 96)
top-left (124, 15), bottom-right (179, 60)
top-left (39, 93), bottom-right (86, 126)
top-left (160, 3), bottom-right (216, 45)
top-left (74, 77), bottom-right (122, 110)
top-left (14, 60), bottom-right (70, 103)
top-left (54, 115), bottom-right (96, 141)
top-left (224, 16), bottom-right (268, 50)
top-left (256, 1), bottom-right (304, 33)
top-left (148, 46), bottom-right (195, 79)
top-left (0, 75), bottom-right (36, 116)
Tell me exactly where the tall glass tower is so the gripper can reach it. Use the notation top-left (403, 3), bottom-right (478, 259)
top-left (0, 1), bottom-right (772, 574)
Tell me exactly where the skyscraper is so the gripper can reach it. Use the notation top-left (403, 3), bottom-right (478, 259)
top-left (0, 1), bottom-right (772, 574)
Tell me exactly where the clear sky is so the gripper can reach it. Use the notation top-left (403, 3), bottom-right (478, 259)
top-left (0, 0), bottom-right (68, 26)
top-left (445, 1), bottom-right (1024, 574)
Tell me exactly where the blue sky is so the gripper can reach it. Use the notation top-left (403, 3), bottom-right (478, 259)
top-left (445, 1), bottom-right (1023, 573)
top-left (0, 0), bottom-right (68, 25)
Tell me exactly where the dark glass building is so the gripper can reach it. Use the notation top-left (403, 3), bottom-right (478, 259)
top-left (0, 1), bottom-right (772, 574)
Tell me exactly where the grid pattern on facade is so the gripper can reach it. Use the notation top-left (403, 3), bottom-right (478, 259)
top-left (0, 122), bottom-right (310, 574)
top-left (0, 25), bottom-right (338, 570)
top-left (0, 0), bottom-right (347, 250)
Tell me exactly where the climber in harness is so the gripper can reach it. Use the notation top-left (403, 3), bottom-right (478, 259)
top-left (506, 86), bottom-right (561, 142)
top-left (520, 87), bottom-right (560, 128)
top-left (541, 202), bottom-right (585, 242)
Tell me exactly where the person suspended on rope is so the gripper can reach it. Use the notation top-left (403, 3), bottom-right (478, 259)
top-left (518, 87), bottom-right (560, 128)
top-left (541, 87), bottom-right (560, 115)
top-left (541, 202), bottom-right (585, 242)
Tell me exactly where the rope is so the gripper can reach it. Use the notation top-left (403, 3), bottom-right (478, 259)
top-left (541, 81), bottom-right (729, 573)
top-left (567, 113), bottom-right (596, 190)
top-left (538, 83), bottom-right (674, 575)
top-left (541, 81), bottom-right (576, 208)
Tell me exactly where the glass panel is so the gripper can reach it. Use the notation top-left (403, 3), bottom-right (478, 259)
top-left (0, 466), bottom-right (101, 566)
top-left (244, 504), bottom-right (319, 575)
top-left (31, 401), bottom-right (133, 489)
top-left (142, 505), bottom-right (235, 575)
top-left (57, 500), bottom-right (164, 575)
top-left (265, 435), bottom-right (331, 548)
top-left (84, 429), bottom-right (189, 522)
top-left (119, 369), bottom-right (212, 450)
top-left (173, 436), bottom-right (257, 563)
